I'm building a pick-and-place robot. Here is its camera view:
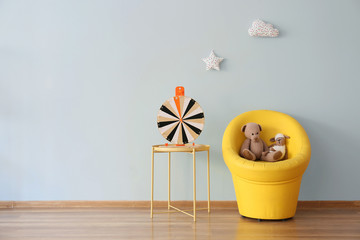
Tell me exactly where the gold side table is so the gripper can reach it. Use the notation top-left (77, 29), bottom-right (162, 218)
top-left (150, 144), bottom-right (210, 222)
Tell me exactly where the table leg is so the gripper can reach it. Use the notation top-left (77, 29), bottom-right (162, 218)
top-left (151, 147), bottom-right (154, 218)
top-left (168, 152), bottom-right (171, 210)
top-left (207, 149), bottom-right (210, 213)
top-left (193, 149), bottom-right (196, 222)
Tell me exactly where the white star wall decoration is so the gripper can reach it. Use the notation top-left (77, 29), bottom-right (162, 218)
top-left (202, 50), bottom-right (224, 71)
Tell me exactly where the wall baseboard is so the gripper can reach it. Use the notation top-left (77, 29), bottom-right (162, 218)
top-left (0, 201), bottom-right (13, 208)
top-left (297, 201), bottom-right (360, 208)
top-left (0, 200), bottom-right (359, 209)
top-left (0, 201), bottom-right (236, 209)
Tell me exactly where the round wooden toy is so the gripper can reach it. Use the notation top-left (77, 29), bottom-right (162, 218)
top-left (157, 87), bottom-right (205, 144)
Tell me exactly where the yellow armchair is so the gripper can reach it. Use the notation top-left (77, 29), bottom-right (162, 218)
top-left (222, 110), bottom-right (311, 220)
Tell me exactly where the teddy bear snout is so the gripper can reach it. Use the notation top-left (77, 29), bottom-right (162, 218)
top-left (253, 136), bottom-right (260, 142)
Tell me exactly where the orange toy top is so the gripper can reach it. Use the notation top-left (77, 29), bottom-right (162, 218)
top-left (174, 86), bottom-right (185, 146)
top-left (175, 86), bottom-right (184, 96)
top-left (174, 86), bottom-right (184, 120)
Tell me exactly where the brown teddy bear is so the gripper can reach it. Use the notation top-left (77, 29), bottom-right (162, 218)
top-left (239, 122), bottom-right (282, 161)
top-left (261, 133), bottom-right (290, 161)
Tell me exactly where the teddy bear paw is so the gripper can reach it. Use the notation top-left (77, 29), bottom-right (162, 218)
top-left (242, 149), bottom-right (256, 161)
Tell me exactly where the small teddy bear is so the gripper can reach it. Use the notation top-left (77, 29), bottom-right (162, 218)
top-left (261, 133), bottom-right (290, 161)
top-left (239, 122), bottom-right (269, 161)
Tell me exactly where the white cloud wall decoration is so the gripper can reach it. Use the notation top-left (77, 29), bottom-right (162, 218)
top-left (248, 19), bottom-right (279, 37)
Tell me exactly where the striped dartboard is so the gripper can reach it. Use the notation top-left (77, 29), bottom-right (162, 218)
top-left (157, 96), bottom-right (205, 144)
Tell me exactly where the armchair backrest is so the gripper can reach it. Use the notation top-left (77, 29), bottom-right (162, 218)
top-left (224, 110), bottom-right (308, 159)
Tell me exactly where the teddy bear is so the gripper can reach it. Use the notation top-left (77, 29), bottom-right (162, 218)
top-left (239, 122), bottom-right (268, 160)
top-left (261, 133), bottom-right (290, 161)
top-left (239, 122), bottom-right (282, 161)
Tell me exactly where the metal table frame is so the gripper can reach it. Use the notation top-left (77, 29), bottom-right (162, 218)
top-left (150, 144), bottom-right (210, 221)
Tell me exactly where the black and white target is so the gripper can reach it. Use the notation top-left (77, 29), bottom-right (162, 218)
top-left (157, 96), bottom-right (205, 144)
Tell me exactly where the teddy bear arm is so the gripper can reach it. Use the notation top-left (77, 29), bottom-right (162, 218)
top-left (240, 138), bottom-right (251, 156)
top-left (261, 139), bottom-right (269, 152)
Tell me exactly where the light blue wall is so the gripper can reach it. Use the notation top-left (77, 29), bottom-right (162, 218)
top-left (1, 0), bottom-right (359, 201)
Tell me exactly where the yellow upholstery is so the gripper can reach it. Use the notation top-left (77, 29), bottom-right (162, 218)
top-left (222, 110), bottom-right (311, 220)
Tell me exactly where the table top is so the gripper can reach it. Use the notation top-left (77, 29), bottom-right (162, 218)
top-left (152, 144), bottom-right (210, 153)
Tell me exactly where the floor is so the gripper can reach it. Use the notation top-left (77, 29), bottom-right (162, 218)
top-left (0, 207), bottom-right (359, 239)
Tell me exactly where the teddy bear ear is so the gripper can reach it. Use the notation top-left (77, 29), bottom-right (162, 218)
top-left (241, 124), bottom-right (247, 132)
top-left (270, 137), bottom-right (275, 142)
top-left (258, 124), bottom-right (262, 131)
top-left (285, 135), bottom-right (290, 139)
